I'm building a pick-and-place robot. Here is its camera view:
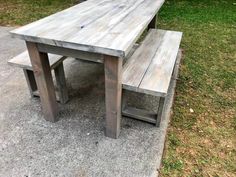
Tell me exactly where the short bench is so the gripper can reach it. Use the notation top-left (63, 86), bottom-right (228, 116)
top-left (122, 29), bottom-right (182, 126)
top-left (8, 51), bottom-right (69, 104)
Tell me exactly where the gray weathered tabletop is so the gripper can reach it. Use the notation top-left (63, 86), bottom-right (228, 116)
top-left (11, 0), bottom-right (165, 58)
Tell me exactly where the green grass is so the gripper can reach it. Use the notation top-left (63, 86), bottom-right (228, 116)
top-left (158, 0), bottom-right (236, 176)
top-left (0, 0), bottom-right (235, 176)
top-left (0, 0), bottom-right (78, 25)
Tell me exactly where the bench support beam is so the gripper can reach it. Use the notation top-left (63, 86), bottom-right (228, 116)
top-left (23, 69), bottom-right (37, 97)
top-left (122, 106), bottom-right (157, 124)
top-left (54, 63), bottom-right (69, 104)
top-left (26, 42), bottom-right (59, 122)
top-left (104, 55), bottom-right (122, 139)
top-left (156, 97), bottom-right (165, 127)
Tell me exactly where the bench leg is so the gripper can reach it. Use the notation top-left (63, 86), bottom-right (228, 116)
top-left (54, 62), bottom-right (69, 104)
top-left (121, 90), bottom-right (127, 110)
top-left (23, 69), bottom-right (38, 97)
top-left (156, 97), bottom-right (165, 127)
top-left (104, 55), bottom-right (122, 139)
top-left (26, 41), bottom-right (59, 122)
top-left (148, 14), bottom-right (157, 30)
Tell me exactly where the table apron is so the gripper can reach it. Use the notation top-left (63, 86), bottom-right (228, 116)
top-left (37, 43), bottom-right (104, 63)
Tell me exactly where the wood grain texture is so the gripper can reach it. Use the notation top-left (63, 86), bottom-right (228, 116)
top-left (23, 69), bottom-right (37, 97)
top-left (10, 0), bottom-right (165, 58)
top-left (122, 106), bottom-right (157, 124)
top-left (156, 97), bottom-right (165, 127)
top-left (54, 63), bottom-right (69, 104)
top-left (122, 30), bottom-right (166, 90)
top-left (123, 29), bottom-right (182, 97)
top-left (26, 42), bottom-right (59, 122)
top-left (8, 50), bottom-right (66, 70)
top-left (37, 43), bottom-right (104, 63)
top-left (104, 55), bottom-right (123, 139)
top-left (122, 50), bottom-right (183, 126)
top-left (139, 30), bottom-right (182, 96)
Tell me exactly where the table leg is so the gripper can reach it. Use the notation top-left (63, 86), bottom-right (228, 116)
top-left (26, 42), bottom-right (59, 122)
top-left (104, 55), bottom-right (123, 139)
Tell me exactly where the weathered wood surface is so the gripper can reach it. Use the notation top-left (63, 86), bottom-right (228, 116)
top-left (37, 44), bottom-right (104, 63)
top-left (54, 63), bottom-right (69, 104)
top-left (23, 69), bottom-right (37, 97)
top-left (156, 97), bottom-right (165, 127)
top-left (26, 42), bottom-right (59, 122)
top-left (122, 106), bottom-right (157, 124)
top-left (104, 55), bottom-right (123, 139)
top-left (122, 29), bottom-right (182, 97)
top-left (9, 51), bottom-right (68, 104)
top-left (122, 30), bottom-right (166, 90)
top-left (8, 50), bottom-right (66, 70)
top-left (122, 50), bottom-right (183, 126)
top-left (10, 0), bottom-right (165, 58)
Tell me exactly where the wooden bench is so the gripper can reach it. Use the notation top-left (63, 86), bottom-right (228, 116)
top-left (8, 51), bottom-right (69, 104)
top-left (122, 29), bottom-right (182, 126)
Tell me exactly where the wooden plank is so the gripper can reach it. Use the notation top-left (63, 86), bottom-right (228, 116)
top-left (37, 43), bottom-right (103, 63)
top-left (38, 43), bottom-right (139, 64)
top-left (11, 0), bottom-right (165, 57)
top-left (122, 106), bottom-right (157, 124)
top-left (156, 97), bottom-right (165, 127)
top-left (32, 90), bottom-right (61, 102)
top-left (8, 51), bottom-right (66, 70)
top-left (139, 30), bottom-right (182, 96)
top-left (23, 69), bottom-right (37, 97)
top-left (54, 63), bottom-right (69, 104)
top-left (26, 42), bottom-right (59, 122)
top-left (122, 50), bottom-right (183, 126)
top-left (104, 55), bottom-right (123, 139)
top-left (122, 30), bottom-right (166, 90)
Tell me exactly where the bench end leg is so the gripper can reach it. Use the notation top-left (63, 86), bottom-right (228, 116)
top-left (23, 69), bottom-right (38, 97)
top-left (156, 97), bottom-right (165, 127)
top-left (54, 63), bottom-right (69, 104)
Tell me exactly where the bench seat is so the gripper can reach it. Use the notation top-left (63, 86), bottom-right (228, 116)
top-left (8, 51), bottom-right (68, 103)
top-left (123, 29), bottom-right (182, 97)
top-left (122, 29), bottom-right (182, 126)
top-left (8, 51), bottom-right (66, 70)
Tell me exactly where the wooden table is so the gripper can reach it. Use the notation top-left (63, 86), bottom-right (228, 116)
top-left (11, 0), bottom-right (164, 138)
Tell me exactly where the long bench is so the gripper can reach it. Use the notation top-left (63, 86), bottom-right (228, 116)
top-left (8, 51), bottom-right (69, 104)
top-left (122, 29), bottom-right (182, 126)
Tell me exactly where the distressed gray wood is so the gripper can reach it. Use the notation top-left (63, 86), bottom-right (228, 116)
top-left (10, 0), bottom-right (165, 58)
top-left (9, 0), bottom-right (165, 138)
top-left (156, 97), bottom-right (165, 127)
top-left (23, 69), bottom-right (37, 97)
top-left (8, 50), bottom-right (68, 104)
top-left (123, 29), bottom-right (182, 97)
top-left (122, 50), bottom-right (183, 126)
top-left (26, 42), bottom-right (59, 122)
top-left (37, 43), bottom-right (139, 64)
top-left (139, 30), bottom-right (182, 95)
top-left (122, 30), bottom-right (166, 90)
top-left (122, 106), bottom-right (157, 124)
top-left (104, 55), bottom-right (123, 139)
top-left (32, 90), bottom-right (61, 102)
top-left (54, 63), bottom-right (69, 104)
top-left (8, 50), bottom-right (66, 70)
top-left (37, 44), bottom-right (104, 63)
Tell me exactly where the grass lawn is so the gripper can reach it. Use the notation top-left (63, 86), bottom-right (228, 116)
top-left (158, 1), bottom-right (236, 176)
top-left (1, 0), bottom-right (235, 176)
top-left (0, 0), bottom-right (78, 26)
